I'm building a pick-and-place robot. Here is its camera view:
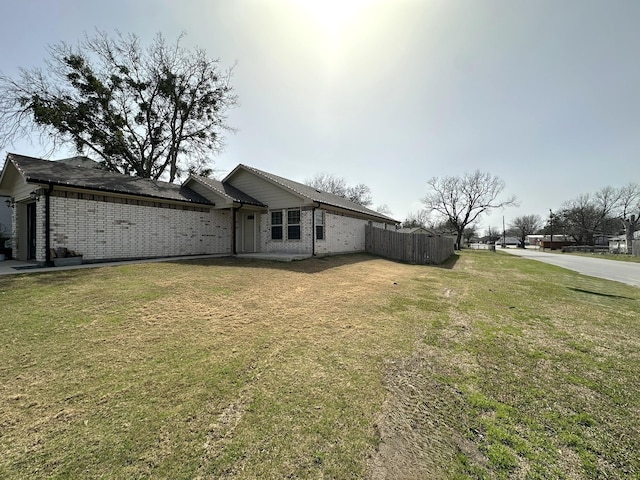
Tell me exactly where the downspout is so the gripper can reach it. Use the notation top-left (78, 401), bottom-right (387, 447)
top-left (312, 203), bottom-right (321, 256)
top-left (232, 202), bottom-right (244, 255)
top-left (44, 184), bottom-right (54, 266)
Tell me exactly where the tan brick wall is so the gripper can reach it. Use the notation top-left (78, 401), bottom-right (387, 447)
top-left (49, 196), bottom-right (231, 260)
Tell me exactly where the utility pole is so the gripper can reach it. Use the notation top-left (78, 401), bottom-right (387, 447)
top-left (549, 209), bottom-right (554, 250)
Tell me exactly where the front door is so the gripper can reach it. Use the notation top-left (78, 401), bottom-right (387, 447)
top-left (27, 202), bottom-right (37, 260)
top-left (242, 213), bottom-right (256, 252)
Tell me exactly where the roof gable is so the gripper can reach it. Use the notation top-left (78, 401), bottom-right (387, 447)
top-left (224, 164), bottom-right (398, 223)
top-left (184, 175), bottom-right (265, 207)
top-left (0, 159), bottom-right (22, 196)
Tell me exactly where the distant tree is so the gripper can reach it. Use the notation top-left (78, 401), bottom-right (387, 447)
top-left (509, 214), bottom-right (542, 248)
top-left (0, 31), bottom-right (237, 182)
top-left (559, 197), bottom-right (601, 244)
top-left (375, 204), bottom-right (393, 216)
top-left (402, 210), bottom-right (429, 228)
top-left (617, 183), bottom-right (640, 252)
top-left (305, 173), bottom-right (347, 196)
top-left (462, 226), bottom-right (477, 246)
top-left (305, 173), bottom-right (373, 207)
top-left (621, 215), bottom-right (639, 253)
top-left (345, 183), bottom-right (373, 207)
top-left (432, 219), bottom-right (458, 235)
top-left (422, 170), bottom-right (517, 249)
top-left (618, 183), bottom-right (640, 219)
top-left (484, 226), bottom-right (501, 244)
top-left (559, 187), bottom-right (622, 245)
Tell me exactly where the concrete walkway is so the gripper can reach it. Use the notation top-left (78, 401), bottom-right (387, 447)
top-left (0, 252), bottom-right (314, 276)
top-left (500, 247), bottom-right (640, 288)
top-left (0, 255), bottom-right (227, 276)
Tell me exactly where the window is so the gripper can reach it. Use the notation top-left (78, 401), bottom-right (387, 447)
top-left (315, 209), bottom-right (324, 240)
top-left (287, 209), bottom-right (301, 240)
top-left (271, 211), bottom-right (283, 240)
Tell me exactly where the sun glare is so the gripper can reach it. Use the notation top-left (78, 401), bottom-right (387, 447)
top-left (294, 0), bottom-right (378, 36)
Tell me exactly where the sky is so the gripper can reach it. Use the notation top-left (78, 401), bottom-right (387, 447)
top-left (1, 0), bottom-right (639, 233)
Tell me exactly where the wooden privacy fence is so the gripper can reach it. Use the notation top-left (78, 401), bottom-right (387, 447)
top-left (365, 225), bottom-right (455, 265)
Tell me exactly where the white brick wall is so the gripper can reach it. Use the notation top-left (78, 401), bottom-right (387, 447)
top-left (315, 211), bottom-right (373, 255)
top-left (36, 200), bottom-right (47, 262)
top-left (49, 196), bottom-right (231, 261)
top-left (258, 208), bottom-right (392, 255)
top-left (259, 209), bottom-right (314, 254)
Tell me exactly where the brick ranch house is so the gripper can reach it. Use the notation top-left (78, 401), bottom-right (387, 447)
top-left (0, 153), bottom-right (398, 265)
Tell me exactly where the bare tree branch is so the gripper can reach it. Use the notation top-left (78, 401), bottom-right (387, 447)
top-left (305, 173), bottom-right (373, 207)
top-left (422, 170), bottom-right (517, 249)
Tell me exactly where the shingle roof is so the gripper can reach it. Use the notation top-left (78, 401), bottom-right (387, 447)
top-left (396, 227), bottom-right (439, 235)
top-left (6, 153), bottom-right (212, 205)
top-left (230, 164), bottom-right (398, 223)
top-left (189, 175), bottom-right (265, 207)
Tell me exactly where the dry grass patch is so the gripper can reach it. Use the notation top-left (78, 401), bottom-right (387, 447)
top-left (1, 252), bottom-right (639, 479)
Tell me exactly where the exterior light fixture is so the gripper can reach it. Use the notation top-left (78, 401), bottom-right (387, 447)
top-left (29, 189), bottom-right (41, 201)
top-left (5, 197), bottom-right (15, 208)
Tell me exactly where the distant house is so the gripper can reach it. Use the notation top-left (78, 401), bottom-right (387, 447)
top-left (535, 235), bottom-right (576, 250)
top-left (396, 227), bottom-right (439, 235)
top-left (609, 235), bottom-right (631, 254)
top-left (526, 235), bottom-right (544, 247)
top-left (495, 236), bottom-right (522, 247)
top-left (0, 154), bottom-right (397, 265)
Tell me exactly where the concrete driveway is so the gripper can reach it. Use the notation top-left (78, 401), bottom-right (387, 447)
top-left (500, 248), bottom-right (640, 288)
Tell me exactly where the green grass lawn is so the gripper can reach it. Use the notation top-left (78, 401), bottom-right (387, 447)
top-left (563, 251), bottom-right (640, 263)
top-left (1, 252), bottom-right (638, 479)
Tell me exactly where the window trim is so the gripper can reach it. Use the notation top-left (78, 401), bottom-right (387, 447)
top-left (271, 210), bottom-right (283, 240)
top-left (315, 209), bottom-right (325, 240)
top-left (287, 208), bottom-right (301, 241)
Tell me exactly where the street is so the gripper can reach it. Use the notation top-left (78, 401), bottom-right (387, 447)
top-left (500, 247), bottom-right (640, 288)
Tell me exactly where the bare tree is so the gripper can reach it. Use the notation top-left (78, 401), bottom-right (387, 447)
top-left (345, 183), bottom-right (373, 207)
top-left (618, 183), bottom-right (640, 219)
top-left (305, 173), bottom-right (373, 207)
top-left (617, 183), bottom-right (640, 252)
top-left (305, 173), bottom-right (348, 196)
top-left (403, 210), bottom-right (430, 228)
top-left (375, 204), bottom-right (393, 216)
top-left (0, 31), bottom-right (237, 182)
top-left (560, 195), bottom-right (602, 244)
top-left (621, 215), bottom-right (639, 253)
top-left (509, 214), bottom-right (542, 248)
top-left (484, 226), bottom-right (501, 244)
top-left (462, 226), bottom-right (477, 246)
top-left (560, 186), bottom-right (629, 245)
top-left (422, 170), bottom-right (517, 249)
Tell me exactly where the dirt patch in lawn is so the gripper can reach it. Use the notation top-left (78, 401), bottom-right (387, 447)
top-left (366, 309), bottom-right (483, 480)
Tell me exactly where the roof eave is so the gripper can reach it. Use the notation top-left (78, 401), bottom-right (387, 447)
top-left (189, 173), bottom-right (266, 207)
top-left (315, 201), bottom-right (398, 223)
top-left (23, 176), bottom-right (213, 206)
